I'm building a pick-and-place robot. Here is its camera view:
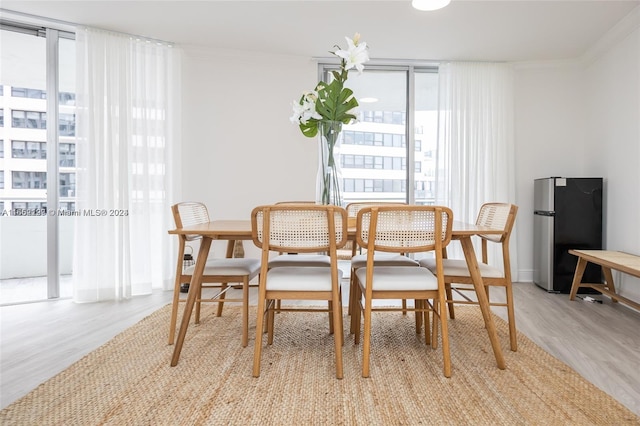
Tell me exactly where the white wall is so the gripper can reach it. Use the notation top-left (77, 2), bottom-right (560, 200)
top-left (180, 47), bottom-right (321, 258)
top-left (583, 16), bottom-right (640, 302)
top-left (513, 62), bottom-right (589, 282)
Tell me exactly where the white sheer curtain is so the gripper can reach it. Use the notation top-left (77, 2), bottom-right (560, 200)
top-left (435, 62), bottom-right (518, 278)
top-left (73, 27), bottom-right (180, 302)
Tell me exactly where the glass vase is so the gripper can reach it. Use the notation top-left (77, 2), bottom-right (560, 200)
top-left (316, 120), bottom-right (344, 206)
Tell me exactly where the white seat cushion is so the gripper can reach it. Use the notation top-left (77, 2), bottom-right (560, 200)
top-left (185, 258), bottom-right (261, 279)
top-left (351, 253), bottom-right (419, 269)
top-left (266, 267), bottom-right (343, 291)
top-left (268, 254), bottom-right (331, 268)
top-left (355, 266), bottom-right (438, 291)
top-left (418, 258), bottom-right (503, 279)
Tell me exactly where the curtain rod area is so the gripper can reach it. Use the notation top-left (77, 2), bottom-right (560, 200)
top-left (0, 8), bottom-right (173, 46)
top-left (312, 56), bottom-right (441, 68)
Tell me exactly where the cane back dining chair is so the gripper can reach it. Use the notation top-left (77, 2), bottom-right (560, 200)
top-left (269, 201), bottom-right (332, 268)
top-left (270, 201), bottom-right (332, 314)
top-left (169, 202), bottom-right (261, 347)
top-left (344, 201), bottom-right (409, 258)
top-left (419, 202), bottom-right (519, 351)
top-left (352, 205), bottom-right (454, 378)
top-left (344, 202), bottom-right (419, 333)
top-left (250, 204), bottom-right (348, 379)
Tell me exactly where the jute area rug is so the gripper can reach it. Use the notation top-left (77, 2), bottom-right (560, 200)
top-left (2, 305), bottom-right (638, 426)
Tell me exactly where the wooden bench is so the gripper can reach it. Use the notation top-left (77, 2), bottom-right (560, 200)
top-left (568, 249), bottom-right (640, 311)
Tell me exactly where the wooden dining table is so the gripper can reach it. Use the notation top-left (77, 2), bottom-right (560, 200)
top-left (168, 219), bottom-right (507, 370)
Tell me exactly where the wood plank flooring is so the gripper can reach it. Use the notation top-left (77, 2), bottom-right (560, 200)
top-left (2, 282), bottom-right (639, 417)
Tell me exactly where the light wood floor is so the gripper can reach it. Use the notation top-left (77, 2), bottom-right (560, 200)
top-left (2, 282), bottom-right (639, 417)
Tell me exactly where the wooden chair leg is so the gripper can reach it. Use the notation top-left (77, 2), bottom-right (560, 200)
top-left (195, 286), bottom-right (202, 324)
top-left (505, 283), bottom-right (517, 351)
top-left (252, 286), bottom-right (267, 377)
top-left (423, 301), bottom-right (431, 346)
top-left (242, 277), bottom-right (250, 348)
top-left (216, 283), bottom-right (228, 317)
top-left (445, 284), bottom-right (455, 319)
top-left (351, 278), bottom-right (362, 338)
top-left (338, 291), bottom-right (345, 346)
top-left (267, 301), bottom-right (276, 345)
top-left (353, 283), bottom-right (362, 345)
top-left (263, 299), bottom-right (271, 333)
top-left (332, 294), bottom-right (344, 379)
top-left (328, 300), bottom-right (335, 334)
top-left (432, 299), bottom-right (439, 349)
top-left (348, 269), bottom-right (356, 317)
top-left (362, 296), bottom-right (373, 378)
top-left (168, 280), bottom-right (182, 345)
top-left (438, 292), bottom-right (452, 378)
top-left (170, 239), bottom-right (186, 345)
top-left (414, 299), bottom-right (422, 333)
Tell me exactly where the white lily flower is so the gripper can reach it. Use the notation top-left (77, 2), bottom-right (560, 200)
top-left (334, 35), bottom-right (369, 74)
top-left (290, 100), bottom-right (305, 124)
top-left (302, 103), bottom-right (322, 124)
top-left (290, 93), bottom-right (322, 125)
top-left (303, 90), bottom-right (319, 102)
top-left (290, 33), bottom-right (370, 135)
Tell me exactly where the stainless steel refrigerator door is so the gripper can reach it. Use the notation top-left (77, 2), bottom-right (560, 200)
top-left (533, 212), bottom-right (554, 291)
top-left (534, 178), bottom-right (555, 212)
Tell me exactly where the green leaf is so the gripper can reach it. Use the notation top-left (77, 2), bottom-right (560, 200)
top-left (299, 120), bottom-right (318, 138)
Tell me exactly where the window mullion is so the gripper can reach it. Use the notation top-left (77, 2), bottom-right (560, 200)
top-left (46, 27), bottom-right (60, 299)
top-left (407, 66), bottom-right (415, 204)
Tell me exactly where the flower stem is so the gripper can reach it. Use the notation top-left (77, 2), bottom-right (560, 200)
top-left (319, 120), bottom-right (343, 206)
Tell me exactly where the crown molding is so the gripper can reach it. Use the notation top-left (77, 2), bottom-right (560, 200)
top-left (581, 5), bottom-right (640, 67)
top-left (511, 6), bottom-right (639, 71)
top-left (511, 58), bottom-right (582, 71)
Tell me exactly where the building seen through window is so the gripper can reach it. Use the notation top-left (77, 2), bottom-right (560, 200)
top-left (326, 68), bottom-right (439, 205)
top-left (0, 84), bottom-right (77, 215)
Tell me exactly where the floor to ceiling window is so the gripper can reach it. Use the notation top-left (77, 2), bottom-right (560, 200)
top-left (319, 65), bottom-right (438, 205)
top-left (0, 21), bottom-right (76, 304)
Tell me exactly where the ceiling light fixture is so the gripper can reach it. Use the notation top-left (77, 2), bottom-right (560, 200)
top-left (359, 97), bottom-right (379, 103)
top-left (412, 0), bottom-right (451, 11)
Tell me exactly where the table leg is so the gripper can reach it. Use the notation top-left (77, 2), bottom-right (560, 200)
top-left (215, 240), bottom-right (238, 316)
top-left (233, 240), bottom-right (245, 258)
top-left (569, 258), bottom-right (588, 301)
top-left (602, 267), bottom-right (619, 303)
top-left (171, 236), bottom-right (212, 366)
top-left (459, 236), bottom-right (506, 370)
top-left (226, 240), bottom-right (235, 258)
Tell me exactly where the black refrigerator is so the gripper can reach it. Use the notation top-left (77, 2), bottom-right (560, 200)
top-left (533, 177), bottom-right (603, 293)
